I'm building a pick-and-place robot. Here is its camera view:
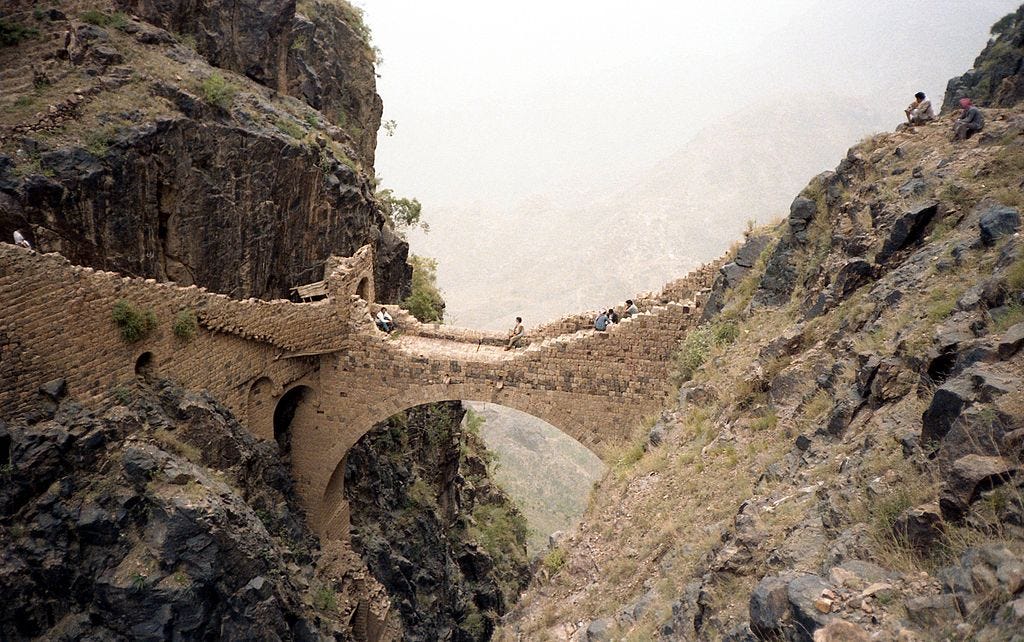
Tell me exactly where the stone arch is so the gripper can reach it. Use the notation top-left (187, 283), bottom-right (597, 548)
top-left (273, 384), bottom-right (315, 456)
top-left (355, 276), bottom-right (372, 302)
top-left (134, 351), bottom-right (156, 382)
top-left (309, 382), bottom-right (600, 536)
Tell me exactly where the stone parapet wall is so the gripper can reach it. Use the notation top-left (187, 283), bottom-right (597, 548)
top-left (0, 245), bottom-right (330, 417)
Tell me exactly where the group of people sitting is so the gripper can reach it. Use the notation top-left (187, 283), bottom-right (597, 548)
top-left (594, 299), bottom-right (639, 331)
top-left (903, 91), bottom-right (984, 141)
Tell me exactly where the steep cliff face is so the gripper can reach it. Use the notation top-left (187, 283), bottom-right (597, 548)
top-left (943, 5), bottom-right (1024, 111)
top-left (0, 380), bottom-right (395, 640)
top-left (0, 0), bottom-right (404, 301)
top-left (346, 403), bottom-right (532, 641)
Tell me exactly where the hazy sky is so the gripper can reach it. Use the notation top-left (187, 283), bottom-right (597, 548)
top-left (356, 0), bottom-right (1020, 328)
top-left (363, 0), bottom-right (1018, 211)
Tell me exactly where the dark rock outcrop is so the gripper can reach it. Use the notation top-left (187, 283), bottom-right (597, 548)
top-left (943, 6), bottom-right (1024, 111)
top-left (0, 383), bottom-right (361, 640)
top-left (345, 403), bottom-right (531, 641)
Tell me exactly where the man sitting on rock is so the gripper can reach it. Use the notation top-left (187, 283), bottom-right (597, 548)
top-left (904, 92), bottom-right (934, 125)
top-left (625, 300), bottom-right (639, 317)
top-left (594, 310), bottom-right (609, 331)
top-left (953, 98), bottom-right (984, 140)
top-left (505, 316), bottom-right (524, 350)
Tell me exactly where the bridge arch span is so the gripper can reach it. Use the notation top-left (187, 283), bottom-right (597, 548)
top-left (308, 383), bottom-right (596, 537)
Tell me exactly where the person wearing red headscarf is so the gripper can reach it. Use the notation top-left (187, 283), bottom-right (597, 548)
top-left (953, 98), bottom-right (984, 140)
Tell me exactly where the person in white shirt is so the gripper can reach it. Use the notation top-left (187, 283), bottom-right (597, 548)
top-left (375, 309), bottom-right (394, 333)
top-left (13, 229), bottom-right (31, 249)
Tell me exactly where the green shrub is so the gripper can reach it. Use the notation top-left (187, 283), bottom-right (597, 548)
top-left (377, 188), bottom-right (425, 233)
top-left (112, 384), bottom-right (133, 405)
top-left (542, 547), bottom-right (567, 574)
top-left (172, 310), bottom-right (198, 341)
top-left (200, 73), bottom-right (237, 110)
top-left (112, 300), bottom-right (157, 342)
top-left (674, 320), bottom-right (739, 382)
top-left (0, 19), bottom-right (39, 46)
top-left (313, 586), bottom-right (337, 612)
top-left (402, 255), bottom-right (445, 323)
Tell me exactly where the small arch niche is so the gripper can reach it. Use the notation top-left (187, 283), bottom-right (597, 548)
top-left (273, 385), bottom-right (314, 456)
top-left (355, 276), bottom-right (371, 302)
top-left (134, 352), bottom-right (156, 382)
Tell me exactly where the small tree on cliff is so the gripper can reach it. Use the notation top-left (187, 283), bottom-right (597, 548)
top-left (377, 188), bottom-right (427, 236)
top-left (402, 255), bottom-right (445, 323)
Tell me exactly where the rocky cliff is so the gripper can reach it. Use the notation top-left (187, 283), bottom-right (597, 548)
top-left (943, 5), bottom-right (1024, 112)
top-left (0, 380), bottom-right (396, 640)
top-left (499, 8), bottom-right (1024, 641)
top-left (0, 0), bottom-right (406, 301)
top-left (346, 402), bottom-right (532, 641)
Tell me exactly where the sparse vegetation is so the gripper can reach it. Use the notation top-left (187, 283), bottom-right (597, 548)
top-left (80, 10), bottom-right (129, 30)
top-left (542, 547), bottom-right (567, 575)
top-left (112, 300), bottom-right (157, 342)
top-left (377, 188), bottom-right (426, 234)
top-left (313, 586), bottom-right (338, 612)
top-left (0, 19), bottom-right (39, 47)
top-left (673, 320), bottom-right (740, 382)
top-left (274, 118), bottom-right (305, 140)
top-left (172, 310), bottom-right (198, 341)
top-left (199, 73), bottom-right (237, 110)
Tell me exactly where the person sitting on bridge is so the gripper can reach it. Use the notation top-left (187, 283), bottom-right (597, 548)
top-left (594, 310), bottom-right (609, 331)
top-left (953, 98), bottom-right (983, 141)
top-left (608, 308), bottom-right (620, 324)
top-left (904, 92), bottom-right (934, 125)
top-left (625, 300), bottom-right (639, 317)
top-left (505, 316), bottom-right (524, 350)
top-left (374, 308), bottom-right (394, 333)
top-left (13, 229), bottom-right (31, 249)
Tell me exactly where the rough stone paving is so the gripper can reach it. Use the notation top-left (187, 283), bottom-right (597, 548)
top-left (0, 240), bottom-right (721, 538)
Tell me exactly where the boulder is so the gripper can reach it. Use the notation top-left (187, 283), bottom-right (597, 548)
top-left (751, 243), bottom-right (797, 309)
top-left (891, 503), bottom-right (944, 552)
top-left (978, 204), bottom-right (1020, 247)
top-left (939, 455), bottom-right (1017, 520)
top-left (585, 618), bottom-right (613, 641)
top-left (921, 366), bottom-right (1017, 446)
top-left (831, 260), bottom-right (874, 299)
top-left (904, 594), bottom-right (964, 629)
top-left (897, 178), bottom-right (929, 198)
top-left (735, 235), bottom-right (772, 268)
top-left (786, 575), bottom-right (833, 640)
top-left (749, 575), bottom-right (792, 638)
top-left (876, 201), bottom-right (938, 264)
top-left (998, 323), bottom-right (1024, 360)
top-left (789, 197), bottom-right (817, 242)
top-left (38, 378), bottom-right (66, 400)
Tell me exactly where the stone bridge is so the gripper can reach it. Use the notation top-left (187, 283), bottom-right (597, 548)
top-left (0, 244), bottom-right (718, 538)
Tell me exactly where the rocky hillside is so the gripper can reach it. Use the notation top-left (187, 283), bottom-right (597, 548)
top-left (0, 0), bottom-right (407, 301)
top-left (498, 10), bottom-right (1024, 642)
top-left (0, 379), bottom-right (397, 640)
